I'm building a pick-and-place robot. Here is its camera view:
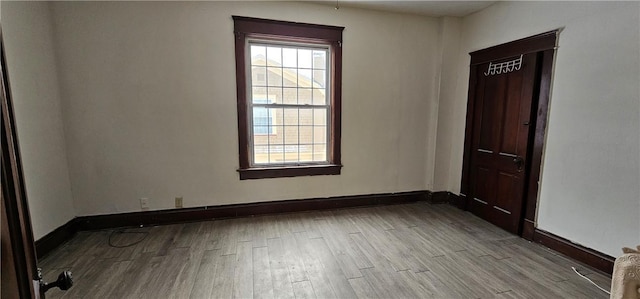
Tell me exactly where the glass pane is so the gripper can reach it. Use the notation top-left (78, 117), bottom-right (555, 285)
top-left (268, 146), bottom-right (284, 163)
top-left (299, 109), bottom-right (313, 125)
top-left (283, 109), bottom-right (299, 125)
top-left (266, 67), bottom-right (282, 87)
top-left (298, 88), bottom-right (312, 105)
top-left (253, 107), bottom-right (274, 135)
top-left (283, 68), bottom-right (297, 87)
top-left (267, 87), bottom-right (282, 104)
top-left (254, 145), bottom-right (269, 164)
top-left (284, 150), bottom-right (299, 162)
top-left (299, 144), bottom-right (313, 162)
top-left (313, 70), bottom-right (326, 88)
top-left (313, 88), bottom-right (326, 105)
top-left (252, 67), bottom-right (266, 86)
top-left (298, 49), bottom-right (312, 69)
top-left (253, 134), bottom-right (269, 146)
top-left (299, 126), bottom-right (312, 144)
top-left (313, 144), bottom-right (327, 162)
top-left (282, 48), bottom-right (297, 68)
top-left (252, 87), bottom-right (266, 102)
top-left (252, 94), bottom-right (271, 104)
top-left (284, 126), bottom-right (299, 144)
top-left (266, 47), bottom-right (282, 65)
top-left (282, 88), bottom-right (297, 105)
top-left (313, 126), bottom-right (327, 143)
top-left (270, 125), bottom-right (283, 143)
top-left (312, 50), bottom-right (326, 69)
top-left (251, 45), bottom-right (266, 66)
top-left (313, 109), bottom-right (327, 126)
top-left (298, 69), bottom-right (312, 88)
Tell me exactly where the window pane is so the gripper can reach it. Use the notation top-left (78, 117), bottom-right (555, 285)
top-left (312, 50), bottom-right (326, 69)
top-left (284, 126), bottom-right (299, 145)
top-left (298, 49), bottom-right (312, 69)
top-left (283, 68), bottom-right (297, 87)
top-left (266, 47), bottom-right (282, 65)
top-left (313, 70), bottom-right (326, 88)
top-left (252, 94), bottom-right (274, 104)
top-left (314, 126), bottom-right (327, 143)
top-left (313, 144), bottom-right (327, 162)
top-left (298, 88), bottom-right (312, 105)
top-left (313, 109), bottom-right (326, 125)
top-left (252, 87), bottom-right (266, 100)
top-left (268, 146), bottom-right (284, 163)
top-left (298, 69), bottom-right (312, 88)
top-left (252, 67), bottom-right (266, 86)
top-left (253, 107), bottom-right (272, 135)
top-left (283, 108), bottom-right (298, 125)
top-left (267, 67), bottom-right (282, 87)
top-left (267, 87), bottom-right (282, 104)
top-left (282, 88), bottom-right (297, 105)
top-left (299, 126), bottom-right (312, 144)
top-left (313, 88), bottom-right (326, 105)
top-left (270, 125), bottom-right (283, 143)
top-left (299, 109), bottom-right (313, 125)
top-left (282, 48), bottom-right (297, 68)
top-left (251, 45), bottom-right (266, 66)
top-left (254, 145), bottom-right (269, 164)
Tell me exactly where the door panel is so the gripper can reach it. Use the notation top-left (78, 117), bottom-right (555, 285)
top-left (467, 53), bottom-right (538, 234)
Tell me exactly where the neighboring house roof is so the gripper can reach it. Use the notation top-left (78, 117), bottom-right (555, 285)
top-left (252, 56), bottom-right (325, 90)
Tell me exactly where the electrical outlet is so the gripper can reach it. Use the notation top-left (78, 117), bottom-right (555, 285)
top-left (175, 197), bottom-right (183, 208)
top-left (140, 198), bottom-right (149, 210)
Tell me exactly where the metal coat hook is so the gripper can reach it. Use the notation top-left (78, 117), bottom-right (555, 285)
top-left (484, 54), bottom-right (523, 76)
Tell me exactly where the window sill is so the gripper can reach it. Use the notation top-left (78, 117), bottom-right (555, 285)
top-left (238, 164), bottom-right (342, 180)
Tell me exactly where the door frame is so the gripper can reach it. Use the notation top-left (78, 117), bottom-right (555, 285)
top-left (460, 30), bottom-right (559, 240)
top-left (1, 25), bottom-right (41, 298)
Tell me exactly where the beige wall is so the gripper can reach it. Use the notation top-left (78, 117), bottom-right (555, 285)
top-left (2, 1), bottom-right (76, 239)
top-left (436, 1), bottom-right (640, 257)
top-left (48, 1), bottom-right (440, 216)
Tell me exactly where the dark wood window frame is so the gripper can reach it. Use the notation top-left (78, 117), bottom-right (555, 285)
top-left (233, 16), bottom-right (344, 180)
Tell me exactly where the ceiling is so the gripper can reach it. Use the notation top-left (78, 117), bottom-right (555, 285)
top-left (310, 1), bottom-right (497, 17)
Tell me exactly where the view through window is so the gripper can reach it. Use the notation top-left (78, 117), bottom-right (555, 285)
top-left (249, 42), bottom-right (329, 165)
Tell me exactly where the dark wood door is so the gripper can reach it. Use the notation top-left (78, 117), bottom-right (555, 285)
top-left (466, 53), bottom-right (538, 234)
top-left (1, 26), bottom-right (41, 299)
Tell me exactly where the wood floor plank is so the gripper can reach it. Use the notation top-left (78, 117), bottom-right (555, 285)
top-left (293, 231), bottom-right (337, 298)
top-left (210, 253), bottom-right (236, 298)
top-left (267, 237), bottom-right (295, 299)
top-left (347, 277), bottom-right (378, 299)
top-left (275, 216), bottom-right (309, 283)
top-left (189, 250), bottom-right (221, 299)
top-left (233, 241), bottom-right (254, 299)
top-left (291, 280), bottom-right (316, 299)
top-left (253, 246), bottom-right (274, 299)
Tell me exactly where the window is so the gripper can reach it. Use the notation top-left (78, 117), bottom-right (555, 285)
top-left (252, 97), bottom-right (276, 135)
top-left (233, 16), bottom-right (344, 179)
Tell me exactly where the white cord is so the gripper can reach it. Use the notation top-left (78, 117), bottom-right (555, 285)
top-left (572, 266), bottom-right (611, 295)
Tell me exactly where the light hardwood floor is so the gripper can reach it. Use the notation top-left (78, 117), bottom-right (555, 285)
top-left (40, 203), bottom-right (611, 298)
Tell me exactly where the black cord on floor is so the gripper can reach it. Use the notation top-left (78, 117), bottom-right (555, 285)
top-left (108, 229), bottom-right (149, 248)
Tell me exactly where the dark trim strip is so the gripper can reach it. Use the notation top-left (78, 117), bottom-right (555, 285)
top-left (522, 219), bottom-right (535, 240)
top-left (238, 164), bottom-right (342, 180)
top-left (533, 229), bottom-right (614, 275)
top-left (75, 191), bottom-right (429, 231)
top-left (232, 16), bottom-right (344, 42)
top-left (470, 30), bottom-right (559, 65)
top-left (34, 219), bottom-right (79, 259)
